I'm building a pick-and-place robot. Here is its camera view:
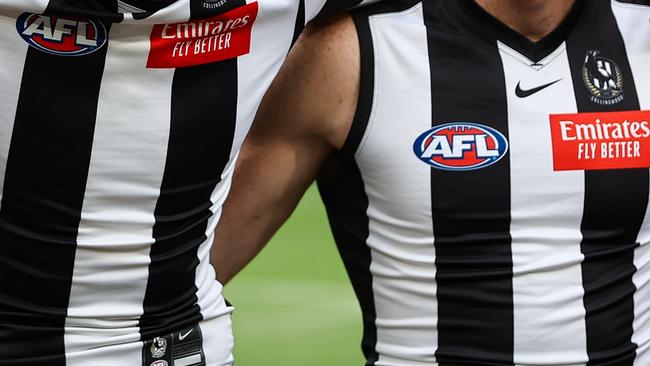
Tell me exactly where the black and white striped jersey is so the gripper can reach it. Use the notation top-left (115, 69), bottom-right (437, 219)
top-left (0, 0), bottom-right (372, 365)
top-left (318, 0), bottom-right (650, 365)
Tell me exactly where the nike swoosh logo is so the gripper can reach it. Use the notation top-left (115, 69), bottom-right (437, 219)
top-left (515, 79), bottom-right (562, 98)
top-left (178, 328), bottom-right (193, 341)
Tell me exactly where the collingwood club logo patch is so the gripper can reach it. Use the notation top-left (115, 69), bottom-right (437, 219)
top-left (150, 337), bottom-right (167, 358)
top-left (143, 325), bottom-right (206, 366)
top-left (582, 50), bottom-right (624, 105)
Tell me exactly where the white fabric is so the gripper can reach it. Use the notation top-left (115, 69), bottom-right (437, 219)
top-left (360, 4), bottom-right (438, 365)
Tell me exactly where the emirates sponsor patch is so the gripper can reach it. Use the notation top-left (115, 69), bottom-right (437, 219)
top-left (550, 110), bottom-right (650, 171)
top-left (147, 2), bottom-right (258, 68)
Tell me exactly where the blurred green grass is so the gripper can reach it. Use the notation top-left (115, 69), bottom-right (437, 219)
top-left (224, 185), bottom-right (364, 366)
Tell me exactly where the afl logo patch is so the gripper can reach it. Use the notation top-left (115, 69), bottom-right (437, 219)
top-left (413, 122), bottom-right (508, 171)
top-left (16, 13), bottom-right (107, 56)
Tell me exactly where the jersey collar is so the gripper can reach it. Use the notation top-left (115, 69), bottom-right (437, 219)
top-left (448, 0), bottom-right (586, 64)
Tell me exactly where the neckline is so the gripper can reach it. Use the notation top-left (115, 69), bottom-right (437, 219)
top-left (450, 0), bottom-right (586, 63)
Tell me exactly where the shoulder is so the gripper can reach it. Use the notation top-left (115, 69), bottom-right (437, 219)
top-left (293, 14), bottom-right (361, 149)
top-left (254, 13), bottom-right (360, 149)
top-left (300, 13), bottom-right (358, 62)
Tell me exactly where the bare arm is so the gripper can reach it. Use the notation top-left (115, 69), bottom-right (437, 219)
top-left (212, 14), bottom-right (360, 284)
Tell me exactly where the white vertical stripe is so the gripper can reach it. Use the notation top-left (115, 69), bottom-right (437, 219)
top-left (611, 2), bottom-right (650, 364)
top-left (0, 12), bottom-right (33, 204)
top-left (64, 22), bottom-right (174, 365)
top-left (499, 42), bottom-right (588, 365)
top-left (197, 162), bottom-right (236, 365)
top-left (197, 160), bottom-right (236, 318)
top-left (358, 5), bottom-right (438, 365)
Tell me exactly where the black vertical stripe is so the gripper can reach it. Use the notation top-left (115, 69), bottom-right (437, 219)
top-left (566, 0), bottom-right (646, 364)
top-left (0, 2), bottom-right (114, 364)
top-left (318, 159), bottom-right (377, 366)
top-left (317, 8), bottom-right (378, 366)
top-left (423, 2), bottom-right (514, 364)
top-left (138, 0), bottom-right (245, 340)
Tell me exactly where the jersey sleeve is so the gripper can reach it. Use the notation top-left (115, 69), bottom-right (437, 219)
top-left (305, 0), bottom-right (381, 22)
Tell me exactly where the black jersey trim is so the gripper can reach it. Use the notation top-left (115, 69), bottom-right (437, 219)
top-left (353, 0), bottom-right (421, 16)
top-left (317, 157), bottom-right (378, 366)
top-left (291, 0), bottom-right (306, 47)
top-left (324, 10), bottom-right (378, 365)
top-left (341, 0), bottom-right (422, 156)
top-left (614, 0), bottom-right (650, 6)
top-left (451, 0), bottom-right (585, 63)
top-left (340, 9), bottom-right (374, 157)
top-left (0, 0), bottom-right (115, 364)
top-left (566, 0), bottom-right (645, 364)
top-left (423, 0), bottom-right (515, 363)
top-left (120, 0), bottom-right (176, 12)
top-left (138, 0), bottom-right (245, 341)
top-left (316, 0), bottom-right (363, 19)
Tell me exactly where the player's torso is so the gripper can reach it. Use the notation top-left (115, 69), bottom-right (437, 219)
top-left (0, 0), bottom-right (310, 364)
top-left (319, 0), bottom-right (650, 365)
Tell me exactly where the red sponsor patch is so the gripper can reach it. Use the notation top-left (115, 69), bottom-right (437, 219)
top-left (147, 2), bottom-right (258, 68)
top-left (550, 110), bottom-right (650, 171)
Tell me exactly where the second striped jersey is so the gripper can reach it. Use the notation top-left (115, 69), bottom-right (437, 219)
top-left (0, 0), bottom-right (373, 365)
top-left (318, 0), bottom-right (650, 364)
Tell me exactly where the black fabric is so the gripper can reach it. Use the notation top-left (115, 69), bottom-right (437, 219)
top-left (339, 8), bottom-right (374, 157)
top-left (340, 0), bottom-right (421, 156)
top-left (614, 0), bottom-right (650, 5)
top-left (121, 0), bottom-right (176, 12)
top-left (316, 0), bottom-right (364, 18)
top-left (291, 0), bottom-right (305, 47)
top-left (132, 0), bottom-right (243, 20)
top-left (566, 0), bottom-right (646, 364)
top-left (138, 0), bottom-right (245, 341)
top-left (0, 0), bottom-right (115, 364)
top-left (352, 0), bottom-right (422, 15)
top-left (318, 156), bottom-right (377, 366)
top-left (423, 1), bottom-right (514, 364)
top-left (451, 0), bottom-right (585, 64)
top-left (317, 8), bottom-right (379, 366)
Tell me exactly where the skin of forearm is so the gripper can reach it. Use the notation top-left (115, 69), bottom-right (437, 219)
top-left (212, 144), bottom-right (309, 283)
top-left (211, 14), bottom-right (359, 284)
